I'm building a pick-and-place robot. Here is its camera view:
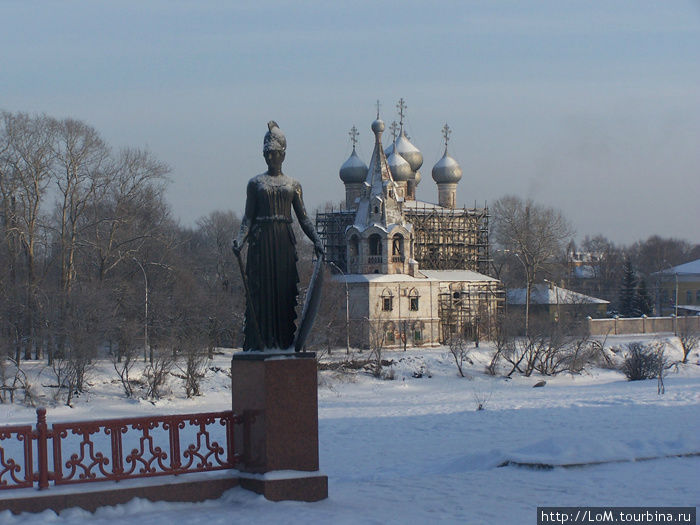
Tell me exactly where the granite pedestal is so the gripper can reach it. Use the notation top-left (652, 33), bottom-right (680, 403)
top-left (231, 352), bottom-right (328, 502)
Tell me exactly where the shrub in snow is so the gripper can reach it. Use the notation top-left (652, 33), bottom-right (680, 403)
top-left (448, 333), bottom-right (473, 378)
top-left (473, 389), bottom-right (491, 411)
top-left (144, 349), bottom-right (176, 399)
top-left (381, 366), bottom-right (396, 381)
top-left (621, 342), bottom-right (666, 381)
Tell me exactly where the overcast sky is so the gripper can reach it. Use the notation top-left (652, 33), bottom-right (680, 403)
top-left (2, 1), bottom-right (699, 244)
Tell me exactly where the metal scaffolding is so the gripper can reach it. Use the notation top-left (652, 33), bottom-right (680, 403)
top-left (405, 204), bottom-right (491, 274)
top-left (437, 281), bottom-right (505, 343)
top-left (316, 203), bottom-right (491, 274)
top-left (315, 208), bottom-right (354, 272)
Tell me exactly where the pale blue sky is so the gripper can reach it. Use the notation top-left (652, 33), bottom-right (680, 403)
top-left (2, 1), bottom-right (699, 243)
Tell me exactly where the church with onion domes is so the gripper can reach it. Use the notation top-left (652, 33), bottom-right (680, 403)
top-left (316, 100), bottom-right (504, 348)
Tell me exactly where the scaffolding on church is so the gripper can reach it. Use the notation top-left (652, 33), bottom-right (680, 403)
top-left (315, 208), bottom-right (354, 271)
top-left (405, 203), bottom-right (491, 274)
top-left (437, 281), bottom-right (505, 343)
top-left (316, 203), bottom-right (492, 275)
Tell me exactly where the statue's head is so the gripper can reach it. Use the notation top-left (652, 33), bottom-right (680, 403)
top-left (264, 121), bottom-right (286, 153)
top-left (263, 120), bottom-right (286, 171)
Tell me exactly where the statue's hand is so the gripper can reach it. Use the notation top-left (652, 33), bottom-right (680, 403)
top-left (232, 239), bottom-right (241, 256)
top-left (314, 240), bottom-right (325, 260)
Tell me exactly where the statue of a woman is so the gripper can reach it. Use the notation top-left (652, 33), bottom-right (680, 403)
top-left (233, 121), bottom-right (324, 351)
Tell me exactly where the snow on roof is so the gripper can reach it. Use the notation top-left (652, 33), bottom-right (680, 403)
top-left (655, 258), bottom-right (700, 276)
top-left (335, 273), bottom-right (433, 283)
top-left (507, 283), bottom-right (609, 305)
top-left (335, 269), bottom-right (499, 284)
top-left (420, 270), bottom-right (499, 283)
top-left (678, 305), bottom-right (700, 313)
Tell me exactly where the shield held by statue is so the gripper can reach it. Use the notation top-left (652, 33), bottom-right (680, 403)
top-left (294, 256), bottom-right (324, 352)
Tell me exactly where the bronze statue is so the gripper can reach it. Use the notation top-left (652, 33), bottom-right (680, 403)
top-left (233, 121), bottom-right (324, 351)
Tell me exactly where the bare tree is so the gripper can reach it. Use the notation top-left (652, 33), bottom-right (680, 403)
top-left (448, 331), bottom-right (472, 378)
top-left (111, 319), bottom-right (141, 398)
top-left (51, 118), bottom-right (111, 295)
top-left (83, 147), bottom-right (170, 283)
top-left (175, 333), bottom-right (210, 398)
top-left (677, 317), bottom-right (699, 364)
top-left (143, 347), bottom-right (176, 400)
top-left (492, 195), bottom-right (573, 336)
top-left (0, 112), bottom-right (54, 361)
top-left (366, 309), bottom-right (390, 378)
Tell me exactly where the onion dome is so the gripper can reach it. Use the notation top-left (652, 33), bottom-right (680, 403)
top-left (395, 130), bottom-right (423, 173)
top-left (339, 147), bottom-right (368, 183)
top-left (386, 144), bottom-right (412, 182)
top-left (431, 149), bottom-right (462, 184)
top-left (371, 118), bottom-right (385, 134)
top-left (414, 170), bottom-right (422, 186)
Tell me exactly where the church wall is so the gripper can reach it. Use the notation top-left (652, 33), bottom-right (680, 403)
top-left (365, 280), bottom-right (441, 348)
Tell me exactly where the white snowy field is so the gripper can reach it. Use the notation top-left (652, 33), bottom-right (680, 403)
top-left (1, 334), bottom-right (699, 524)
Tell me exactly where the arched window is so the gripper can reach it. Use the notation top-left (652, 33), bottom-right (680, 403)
top-left (408, 288), bottom-right (420, 311)
top-left (349, 235), bottom-right (359, 256)
top-left (392, 234), bottom-right (404, 257)
top-left (381, 288), bottom-right (393, 311)
top-left (369, 234), bottom-right (382, 256)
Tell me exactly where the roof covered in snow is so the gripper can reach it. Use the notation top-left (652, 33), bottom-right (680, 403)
top-left (420, 270), bottom-right (498, 283)
top-left (335, 269), bottom-right (498, 284)
top-left (507, 283), bottom-right (609, 305)
top-left (335, 273), bottom-right (433, 283)
top-left (655, 258), bottom-right (700, 276)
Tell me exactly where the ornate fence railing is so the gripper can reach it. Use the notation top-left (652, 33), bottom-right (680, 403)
top-left (0, 408), bottom-right (240, 491)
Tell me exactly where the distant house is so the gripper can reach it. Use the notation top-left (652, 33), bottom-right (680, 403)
top-left (653, 258), bottom-right (700, 316)
top-left (506, 282), bottom-right (609, 321)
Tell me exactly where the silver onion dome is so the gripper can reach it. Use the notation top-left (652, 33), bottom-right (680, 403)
top-left (386, 144), bottom-right (412, 182)
top-left (371, 119), bottom-right (385, 135)
top-left (414, 170), bottom-right (422, 186)
top-left (395, 130), bottom-right (423, 173)
top-left (431, 149), bottom-right (463, 184)
top-left (339, 148), bottom-right (368, 183)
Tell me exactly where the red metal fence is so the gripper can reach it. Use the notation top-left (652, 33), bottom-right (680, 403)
top-left (0, 408), bottom-right (240, 491)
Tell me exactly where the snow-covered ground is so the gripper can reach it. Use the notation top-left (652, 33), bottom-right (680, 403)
top-left (1, 334), bottom-right (699, 524)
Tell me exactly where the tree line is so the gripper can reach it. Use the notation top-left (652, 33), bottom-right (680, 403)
top-left (0, 111), bottom-right (250, 388)
top-left (491, 195), bottom-right (700, 318)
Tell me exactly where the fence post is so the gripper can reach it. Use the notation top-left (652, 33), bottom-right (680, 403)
top-left (642, 314), bottom-right (647, 334)
top-left (36, 407), bottom-right (49, 490)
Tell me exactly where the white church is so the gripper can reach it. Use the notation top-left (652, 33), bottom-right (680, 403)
top-left (317, 102), bottom-right (504, 348)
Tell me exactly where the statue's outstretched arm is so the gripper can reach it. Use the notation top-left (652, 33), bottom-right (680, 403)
top-left (292, 182), bottom-right (324, 258)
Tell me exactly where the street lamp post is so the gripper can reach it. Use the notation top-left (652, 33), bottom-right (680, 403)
top-left (674, 272), bottom-right (679, 335)
top-left (132, 258), bottom-right (150, 363)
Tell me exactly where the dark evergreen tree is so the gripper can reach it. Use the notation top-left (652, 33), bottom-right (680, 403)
top-left (634, 279), bottom-right (654, 317)
top-left (619, 258), bottom-right (637, 317)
